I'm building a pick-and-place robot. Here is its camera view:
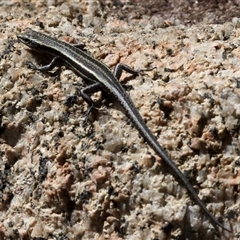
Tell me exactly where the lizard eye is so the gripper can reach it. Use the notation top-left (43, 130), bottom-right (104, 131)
top-left (17, 35), bottom-right (39, 49)
top-left (18, 35), bottom-right (29, 44)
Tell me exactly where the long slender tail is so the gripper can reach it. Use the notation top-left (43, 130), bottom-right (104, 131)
top-left (119, 90), bottom-right (231, 232)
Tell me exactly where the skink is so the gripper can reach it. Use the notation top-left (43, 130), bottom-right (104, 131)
top-left (17, 28), bottom-right (231, 232)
